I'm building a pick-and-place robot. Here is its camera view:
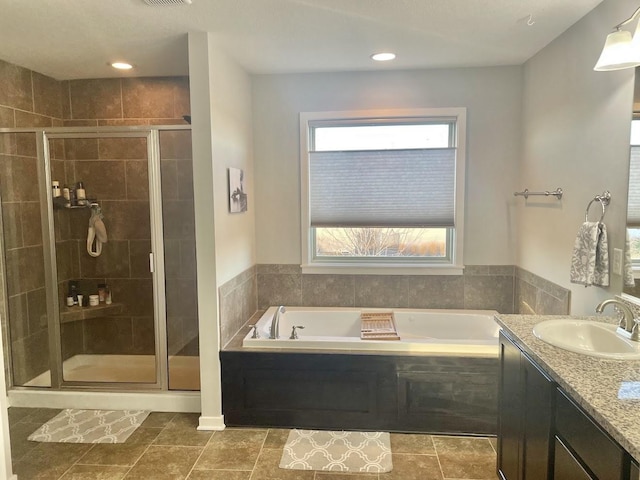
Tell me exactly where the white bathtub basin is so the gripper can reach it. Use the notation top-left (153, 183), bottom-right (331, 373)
top-left (532, 319), bottom-right (640, 359)
top-left (243, 306), bottom-right (500, 356)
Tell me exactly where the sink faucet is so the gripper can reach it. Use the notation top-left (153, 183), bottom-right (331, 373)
top-left (595, 299), bottom-right (639, 341)
top-left (269, 306), bottom-right (286, 339)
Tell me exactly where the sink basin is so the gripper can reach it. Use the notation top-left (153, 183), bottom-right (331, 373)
top-left (532, 319), bottom-right (640, 359)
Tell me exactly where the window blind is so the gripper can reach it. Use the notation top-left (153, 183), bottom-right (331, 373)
top-left (628, 146), bottom-right (640, 227)
top-left (309, 148), bottom-right (456, 228)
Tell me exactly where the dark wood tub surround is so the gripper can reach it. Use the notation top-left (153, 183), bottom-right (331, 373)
top-left (221, 350), bottom-right (498, 434)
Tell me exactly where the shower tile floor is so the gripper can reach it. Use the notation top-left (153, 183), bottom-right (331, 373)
top-left (9, 407), bottom-right (498, 479)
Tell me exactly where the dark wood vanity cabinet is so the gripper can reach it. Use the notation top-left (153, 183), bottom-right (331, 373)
top-left (497, 331), bottom-right (554, 480)
top-left (498, 330), bottom-right (637, 480)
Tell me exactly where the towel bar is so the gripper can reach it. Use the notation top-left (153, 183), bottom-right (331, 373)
top-left (514, 188), bottom-right (563, 200)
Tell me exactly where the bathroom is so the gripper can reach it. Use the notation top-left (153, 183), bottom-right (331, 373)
top-left (0, 0), bottom-right (637, 476)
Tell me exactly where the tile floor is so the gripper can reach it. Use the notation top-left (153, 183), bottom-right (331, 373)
top-left (8, 408), bottom-right (498, 479)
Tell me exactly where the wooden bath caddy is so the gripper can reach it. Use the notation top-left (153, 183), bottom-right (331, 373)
top-left (360, 312), bottom-right (400, 341)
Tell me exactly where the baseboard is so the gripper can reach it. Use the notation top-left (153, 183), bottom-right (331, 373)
top-left (198, 414), bottom-right (226, 431)
top-left (8, 389), bottom-right (201, 413)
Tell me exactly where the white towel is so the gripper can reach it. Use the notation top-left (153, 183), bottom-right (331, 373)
top-left (625, 228), bottom-right (636, 287)
top-left (570, 221), bottom-right (609, 287)
top-left (87, 210), bottom-right (108, 258)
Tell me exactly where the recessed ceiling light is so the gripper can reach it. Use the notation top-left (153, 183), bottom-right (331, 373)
top-left (371, 53), bottom-right (396, 62)
top-left (110, 62), bottom-right (134, 70)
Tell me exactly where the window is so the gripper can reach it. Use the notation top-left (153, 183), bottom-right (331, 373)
top-left (628, 119), bottom-right (640, 271)
top-left (300, 108), bottom-right (466, 273)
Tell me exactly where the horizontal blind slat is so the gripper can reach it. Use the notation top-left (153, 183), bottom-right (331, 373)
top-left (309, 148), bottom-right (456, 228)
top-left (629, 146), bottom-right (640, 227)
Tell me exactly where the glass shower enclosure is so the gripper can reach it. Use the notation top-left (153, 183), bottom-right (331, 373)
top-left (0, 126), bottom-right (199, 391)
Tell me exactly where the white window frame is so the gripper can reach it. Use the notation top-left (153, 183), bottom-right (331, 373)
top-left (299, 107), bottom-right (466, 275)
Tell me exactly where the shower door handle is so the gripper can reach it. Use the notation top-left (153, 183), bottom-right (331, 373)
top-left (149, 252), bottom-right (154, 273)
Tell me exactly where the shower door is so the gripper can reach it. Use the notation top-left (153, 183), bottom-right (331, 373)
top-left (45, 130), bottom-right (167, 388)
top-left (0, 126), bottom-right (199, 391)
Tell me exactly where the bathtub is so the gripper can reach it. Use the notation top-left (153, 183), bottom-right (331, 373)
top-left (242, 306), bottom-right (500, 356)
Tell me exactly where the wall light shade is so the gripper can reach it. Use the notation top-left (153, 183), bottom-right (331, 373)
top-left (594, 30), bottom-right (640, 71)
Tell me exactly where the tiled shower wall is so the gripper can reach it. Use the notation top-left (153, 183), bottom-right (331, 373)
top-left (0, 56), bottom-right (194, 385)
top-left (218, 264), bottom-right (571, 346)
top-left (0, 60), bottom-right (64, 385)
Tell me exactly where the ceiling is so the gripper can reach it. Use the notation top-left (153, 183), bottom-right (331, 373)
top-left (0, 0), bottom-right (604, 80)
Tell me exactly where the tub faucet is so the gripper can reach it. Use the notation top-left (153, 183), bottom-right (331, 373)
top-left (595, 299), bottom-right (639, 341)
top-left (269, 306), bottom-right (286, 339)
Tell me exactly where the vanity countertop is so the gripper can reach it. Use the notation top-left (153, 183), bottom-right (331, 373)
top-left (496, 314), bottom-right (640, 463)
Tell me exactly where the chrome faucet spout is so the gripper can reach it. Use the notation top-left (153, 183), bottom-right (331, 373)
top-left (595, 299), bottom-right (636, 336)
top-left (269, 306), bottom-right (286, 339)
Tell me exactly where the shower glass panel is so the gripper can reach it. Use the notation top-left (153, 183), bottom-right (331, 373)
top-left (159, 130), bottom-right (200, 391)
top-left (53, 135), bottom-right (157, 385)
top-left (0, 131), bottom-right (51, 387)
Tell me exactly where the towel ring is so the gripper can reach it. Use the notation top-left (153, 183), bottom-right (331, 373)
top-left (584, 191), bottom-right (611, 223)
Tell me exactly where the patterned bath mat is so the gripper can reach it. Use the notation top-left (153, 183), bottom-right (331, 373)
top-left (28, 409), bottom-right (150, 444)
top-left (279, 429), bottom-right (393, 473)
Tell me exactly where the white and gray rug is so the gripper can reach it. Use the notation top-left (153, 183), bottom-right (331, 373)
top-left (28, 409), bottom-right (150, 444)
top-left (279, 429), bottom-right (393, 473)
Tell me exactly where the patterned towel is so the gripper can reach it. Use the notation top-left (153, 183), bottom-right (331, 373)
top-left (625, 228), bottom-right (636, 287)
top-left (570, 221), bottom-right (609, 287)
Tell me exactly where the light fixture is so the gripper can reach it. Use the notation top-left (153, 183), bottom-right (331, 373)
top-left (594, 6), bottom-right (640, 71)
top-left (371, 52), bottom-right (396, 62)
top-left (110, 62), bottom-right (134, 70)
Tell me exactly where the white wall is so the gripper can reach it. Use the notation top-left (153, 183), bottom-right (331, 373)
top-left (188, 32), bottom-right (255, 429)
top-left (519, 0), bottom-right (635, 315)
top-left (252, 67), bottom-right (522, 266)
top-left (209, 44), bottom-right (256, 285)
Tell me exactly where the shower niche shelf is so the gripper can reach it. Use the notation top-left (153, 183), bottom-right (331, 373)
top-left (52, 197), bottom-right (99, 210)
top-left (60, 303), bottom-right (123, 324)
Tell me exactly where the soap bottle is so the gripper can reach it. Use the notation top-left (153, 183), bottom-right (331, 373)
top-left (68, 280), bottom-right (78, 305)
top-left (52, 181), bottom-right (61, 198)
top-left (62, 185), bottom-right (71, 207)
top-left (76, 181), bottom-right (86, 206)
top-left (105, 285), bottom-right (112, 305)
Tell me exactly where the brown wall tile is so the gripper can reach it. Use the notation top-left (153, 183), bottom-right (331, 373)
top-left (0, 60), bottom-right (33, 111)
top-left (132, 316), bottom-right (155, 355)
top-left (0, 106), bottom-right (15, 128)
top-left (32, 71), bottom-right (63, 119)
top-left (1, 156), bottom-right (38, 201)
top-left (20, 202), bottom-right (43, 247)
top-left (160, 160), bottom-right (178, 200)
top-left (2, 202), bottom-right (22, 250)
top-left (73, 160), bottom-right (127, 200)
top-left (11, 329), bottom-right (49, 386)
top-left (101, 201), bottom-right (151, 240)
top-left (5, 246), bottom-right (45, 296)
top-left (126, 160), bottom-right (149, 200)
top-left (68, 79), bottom-right (122, 119)
top-left (15, 133), bottom-right (37, 157)
top-left (64, 138), bottom-right (99, 160)
top-left (82, 317), bottom-right (133, 355)
top-left (26, 288), bottom-right (47, 334)
top-left (8, 294), bottom-right (28, 342)
top-left (79, 240), bottom-right (131, 279)
top-left (61, 321), bottom-right (83, 361)
top-left (109, 279), bottom-right (154, 317)
top-left (301, 275), bottom-right (355, 307)
top-left (129, 240), bottom-right (152, 279)
top-left (15, 111), bottom-right (53, 128)
top-left (99, 137), bottom-right (147, 160)
top-left (121, 78), bottom-right (178, 119)
top-left (159, 130), bottom-right (192, 159)
top-left (354, 275), bottom-right (408, 308)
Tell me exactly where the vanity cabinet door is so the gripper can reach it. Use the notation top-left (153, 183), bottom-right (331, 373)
top-left (498, 332), bottom-right (554, 480)
top-left (497, 332), bottom-right (523, 480)
top-left (555, 436), bottom-right (595, 480)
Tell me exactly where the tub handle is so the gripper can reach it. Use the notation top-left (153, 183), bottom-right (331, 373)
top-left (249, 324), bottom-right (259, 339)
top-left (290, 325), bottom-right (305, 340)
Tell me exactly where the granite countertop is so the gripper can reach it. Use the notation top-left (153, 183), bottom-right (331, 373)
top-left (496, 314), bottom-right (640, 463)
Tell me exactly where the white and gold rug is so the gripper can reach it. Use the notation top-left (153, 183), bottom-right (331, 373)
top-left (279, 429), bottom-right (393, 473)
top-left (28, 409), bottom-right (150, 444)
